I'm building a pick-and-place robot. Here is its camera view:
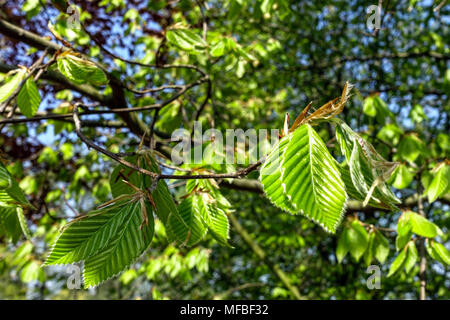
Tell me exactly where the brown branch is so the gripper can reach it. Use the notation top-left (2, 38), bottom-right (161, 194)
top-left (72, 103), bottom-right (159, 179)
top-left (220, 178), bottom-right (450, 212)
top-left (72, 102), bottom-right (264, 181)
top-left (79, 20), bottom-right (207, 77)
top-left (417, 172), bottom-right (427, 300)
top-left (0, 18), bottom-right (206, 147)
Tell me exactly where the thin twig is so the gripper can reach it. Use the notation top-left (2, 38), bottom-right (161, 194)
top-left (73, 102), bottom-right (264, 181)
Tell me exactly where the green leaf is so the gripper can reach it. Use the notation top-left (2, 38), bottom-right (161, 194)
top-left (17, 77), bottom-right (41, 118)
top-left (45, 200), bottom-right (142, 265)
top-left (11, 242), bottom-right (33, 266)
top-left (408, 211), bottom-right (443, 238)
top-left (347, 220), bottom-right (369, 262)
top-left (335, 121), bottom-right (400, 209)
top-left (16, 206), bottom-right (31, 239)
top-left (57, 54), bottom-right (108, 85)
top-left (387, 248), bottom-right (407, 277)
top-left (396, 231), bottom-right (412, 251)
top-left (432, 242), bottom-right (450, 265)
top-left (425, 240), bottom-right (445, 264)
top-left (409, 104), bottom-right (427, 123)
top-left (196, 193), bottom-right (231, 246)
top-left (0, 206), bottom-right (28, 243)
top-left (376, 124), bottom-right (403, 146)
top-left (0, 164), bottom-right (11, 190)
top-left (374, 231), bottom-right (390, 264)
top-left (397, 211), bottom-right (412, 236)
top-left (119, 269), bottom-right (137, 285)
top-left (210, 39), bottom-right (227, 57)
top-left (364, 231), bottom-right (376, 266)
top-left (396, 212), bottom-right (413, 250)
top-left (261, 0), bottom-right (275, 15)
top-left (166, 28), bottom-right (207, 53)
top-left (363, 96), bottom-right (393, 124)
top-left (21, 260), bottom-right (45, 283)
top-left (363, 96), bottom-right (377, 117)
top-left (0, 162), bottom-right (33, 208)
top-left (260, 135), bottom-right (297, 213)
top-left (45, 198), bottom-right (154, 288)
top-left (166, 196), bottom-right (207, 247)
top-left (397, 134), bottom-right (424, 163)
top-left (0, 69), bottom-right (26, 103)
top-left (336, 227), bottom-right (350, 263)
top-left (391, 164), bottom-right (414, 189)
top-left (436, 133), bottom-right (449, 153)
top-left (425, 163), bottom-right (449, 203)
top-left (279, 124), bottom-right (347, 232)
top-left (404, 242), bottom-right (418, 273)
top-left (176, 180), bottom-right (232, 247)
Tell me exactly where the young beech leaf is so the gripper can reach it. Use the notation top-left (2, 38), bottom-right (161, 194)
top-left (347, 220), bottom-right (369, 262)
top-left (260, 135), bottom-right (297, 213)
top-left (45, 199), bottom-right (154, 288)
top-left (407, 211), bottom-right (443, 238)
top-left (0, 164), bottom-right (11, 190)
top-left (336, 227), bottom-right (350, 263)
top-left (397, 134), bottom-right (425, 163)
top-left (0, 162), bottom-right (33, 208)
top-left (210, 39), bottom-right (227, 57)
top-left (279, 124), bottom-right (347, 233)
top-left (21, 260), bottom-right (45, 283)
top-left (374, 231), bottom-right (390, 264)
top-left (432, 242), bottom-right (450, 265)
top-left (396, 211), bottom-right (412, 250)
top-left (388, 248), bottom-right (407, 277)
top-left (0, 69), bottom-right (26, 103)
top-left (335, 120), bottom-right (400, 210)
top-left (175, 179), bottom-right (232, 247)
top-left (397, 211), bottom-right (412, 236)
top-left (17, 77), bottom-right (41, 118)
top-left (0, 206), bottom-right (31, 243)
top-left (390, 164), bottom-right (414, 189)
top-left (83, 200), bottom-right (154, 288)
top-left (197, 192), bottom-right (231, 246)
top-left (57, 54), bottom-right (108, 85)
top-left (425, 240), bottom-right (446, 264)
top-left (404, 242), bottom-right (418, 274)
top-left (364, 231), bottom-right (376, 266)
top-left (425, 163), bottom-right (449, 203)
top-left (166, 28), bottom-right (207, 53)
top-left (395, 231), bottom-right (412, 251)
top-left (167, 196), bottom-right (208, 247)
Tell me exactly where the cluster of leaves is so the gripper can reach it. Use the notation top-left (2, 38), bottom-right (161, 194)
top-left (1, 0), bottom-right (449, 299)
top-left (261, 84), bottom-right (401, 233)
top-left (336, 219), bottom-right (389, 266)
top-left (42, 153), bottom-right (232, 287)
top-left (362, 96), bottom-right (449, 203)
top-left (166, 26), bottom-right (257, 78)
top-left (0, 162), bottom-right (33, 243)
top-left (1, 241), bottom-right (46, 284)
top-left (389, 210), bottom-right (449, 276)
top-left (0, 68), bottom-right (41, 118)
